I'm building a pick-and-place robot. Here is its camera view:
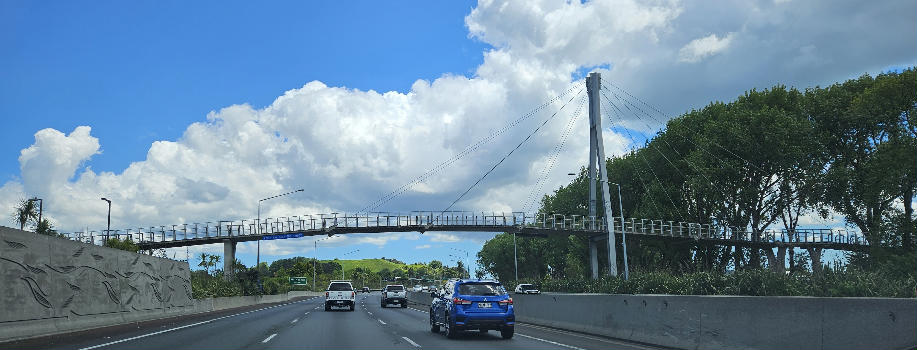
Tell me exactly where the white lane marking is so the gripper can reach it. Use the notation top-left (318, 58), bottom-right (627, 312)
top-left (518, 323), bottom-right (657, 349)
top-left (517, 333), bottom-right (585, 350)
top-left (402, 336), bottom-right (421, 348)
top-left (368, 312), bottom-right (373, 316)
top-left (291, 318), bottom-right (299, 324)
top-left (262, 333), bottom-right (277, 343)
top-left (77, 300), bottom-right (308, 350)
top-left (304, 312), bottom-right (310, 316)
top-left (378, 319), bottom-right (386, 325)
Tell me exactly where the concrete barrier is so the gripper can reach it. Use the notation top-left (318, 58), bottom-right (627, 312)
top-left (513, 293), bottom-right (916, 350)
top-left (406, 291), bottom-right (916, 350)
top-left (0, 225), bottom-right (324, 343)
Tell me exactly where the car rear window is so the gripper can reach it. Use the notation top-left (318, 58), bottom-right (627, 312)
top-left (458, 283), bottom-right (505, 296)
top-left (328, 283), bottom-right (353, 291)
top-left (519, 284), bottom-right (533, 289)
top-left (386, 286), bottom-right (404, 291)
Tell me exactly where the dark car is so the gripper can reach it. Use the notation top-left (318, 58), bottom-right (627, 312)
top-left (429, 279), bottom-right (514, 339)
top-left (362, 287), bottom-right (370, 293)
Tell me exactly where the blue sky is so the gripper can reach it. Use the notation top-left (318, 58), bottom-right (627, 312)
top-left (1, 1), bottom-right (487, 179)
top-left (2, 0), bottom-right (914, 272)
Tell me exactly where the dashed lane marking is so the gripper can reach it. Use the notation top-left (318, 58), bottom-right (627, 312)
top-left (402, 336), bottom-right (421, 348)
top-left (77, 300), bottom-right (308, 350)
top-left (291, 318), bottom-right (299, 324)
top-left (262, 333), bottom-right (277, 343)
top-left (378, 319), bottom-right (386, 325)
top-left (517, 333), bottom-right (585, 350)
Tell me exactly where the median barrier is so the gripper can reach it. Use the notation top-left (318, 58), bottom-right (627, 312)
top-left (407, 289), bottom-right (915, 350)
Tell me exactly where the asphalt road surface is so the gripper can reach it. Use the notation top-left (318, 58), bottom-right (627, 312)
top-left (7, 292), bottom-right (663, 350)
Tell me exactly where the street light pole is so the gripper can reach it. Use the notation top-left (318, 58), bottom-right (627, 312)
top-left (100, 198), bottom-right (111, 246)
top-left (256, 188), bottom-right (304, 294)
top-left (513, 232), bottom-right (518, 281)
top-left (313, 235), bottom-right (336, 291)
top-left (610, 182), bottom-right (629, 280)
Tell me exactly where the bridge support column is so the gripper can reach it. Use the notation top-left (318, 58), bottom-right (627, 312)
top-left (589, 240), bottom-right (599, 279)
top-left (587, 72), bottom-right (618, 277)
top-left (223, 239), bottom-right (236, 280)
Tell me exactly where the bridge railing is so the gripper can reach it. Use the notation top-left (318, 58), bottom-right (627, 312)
top-left (57, 211), bottom-right (868, 249)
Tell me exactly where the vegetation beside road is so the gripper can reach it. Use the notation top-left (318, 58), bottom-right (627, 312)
top-left (477, 68), bottom-right (916, 297)
top-left (190, 255), bottom-right (468, 298)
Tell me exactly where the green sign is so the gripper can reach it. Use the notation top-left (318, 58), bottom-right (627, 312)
top-left (290, 277), bottom-right (308, 286)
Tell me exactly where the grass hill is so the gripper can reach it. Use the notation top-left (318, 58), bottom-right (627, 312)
top-left (322, 258), bottom-right (425, 274)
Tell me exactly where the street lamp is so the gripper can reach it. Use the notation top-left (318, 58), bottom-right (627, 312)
top-left (314, 235), bottom-right (337, 291)
top-left (256, 188), bottom-right (304, 293)
top-left (341, 249), bottom-right (360, 280)
top-left (609, 182), bottom-right (629, 280)
top-left (100, 198), bottom-right (111, 246)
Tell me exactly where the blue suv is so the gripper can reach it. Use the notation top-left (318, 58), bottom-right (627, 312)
top-left (429, 279), bottom-right (515, 339)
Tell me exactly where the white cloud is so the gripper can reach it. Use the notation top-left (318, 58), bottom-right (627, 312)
top-left (4, 0), bottom-right (914, 261)
top-left (415, 244), bottom-right (432, 249)
top-left (678, 33), bottom-right (735, 63)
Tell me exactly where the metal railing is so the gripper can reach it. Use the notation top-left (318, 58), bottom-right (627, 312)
top-left (59, 211), bottom-right (869, 249)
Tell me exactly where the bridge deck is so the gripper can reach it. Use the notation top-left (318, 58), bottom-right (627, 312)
top-left (57, 212), bottom-right (866, 252)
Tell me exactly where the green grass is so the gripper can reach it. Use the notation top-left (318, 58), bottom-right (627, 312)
top-left (322, 258), bottom-right (425, 274)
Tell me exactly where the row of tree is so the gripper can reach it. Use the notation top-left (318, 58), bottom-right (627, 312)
top-left (478, 68), bottom-right (916, 281)
top-left (191, 255), bottom-right (469, 297)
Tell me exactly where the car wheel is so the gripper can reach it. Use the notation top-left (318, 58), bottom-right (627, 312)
top-left (381, 301), bottom-right (386, 308)
top-left (444, 313), bottom-right (458, 339)
top-left (325, 304), bottom-right (331, 311)
top-left (500, 327), bottom-right (514, 339)
top-left (429, 312), bottom-right (440, 333)
top-left (349, 304), bottom-right (355, 311)
top-left (401, 303), bottom-right (407, 308)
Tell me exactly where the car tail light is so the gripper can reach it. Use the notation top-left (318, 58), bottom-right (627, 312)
top-left (499, 298), bottom-right (513, 305)
top-left (352, 291), bottom-right (355, 297)
top-left (453, 297), bottom-right (472, 305)
top-left (325, 292), bottom-right (329, 297)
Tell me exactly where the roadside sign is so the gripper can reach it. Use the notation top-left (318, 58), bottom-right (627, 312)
top-left (290, 277), bottom-right (308, 285)
top-left (263, 233), bottom-right (305, 240)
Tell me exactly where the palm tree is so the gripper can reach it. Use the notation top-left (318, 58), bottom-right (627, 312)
top-left (198, 253), bottom-right (211, 274)
top-left (12, 199), bottom-right (38, 230)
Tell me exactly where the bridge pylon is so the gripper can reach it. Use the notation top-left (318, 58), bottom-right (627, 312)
top-left (586, 72), bottom-right (618, 278)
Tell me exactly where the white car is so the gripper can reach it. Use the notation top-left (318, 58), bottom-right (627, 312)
top-left (325, 280), bottom-right (356, 311)
top-left (413, 285), bottom-right (423, 292)
top-left (381, 284), bottom-right (407, 308)
top-left (514, 283), bottom-right (540, 294)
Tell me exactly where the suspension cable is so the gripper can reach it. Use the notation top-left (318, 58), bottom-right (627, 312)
top-left (440, 88), bottom-right (586, 214)
top-left (356, 81), bottom-right (584, 215)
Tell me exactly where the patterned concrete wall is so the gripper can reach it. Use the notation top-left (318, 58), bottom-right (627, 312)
top-left (0, 226), bottom-right (192, 324)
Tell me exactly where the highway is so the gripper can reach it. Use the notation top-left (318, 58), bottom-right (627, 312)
top-left (7, 292), bottom-right (662, 350)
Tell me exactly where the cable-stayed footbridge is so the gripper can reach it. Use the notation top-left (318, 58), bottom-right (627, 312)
top-left (60, 73), bottom-right (868, 278)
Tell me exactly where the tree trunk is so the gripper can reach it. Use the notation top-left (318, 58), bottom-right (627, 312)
top-left (765, 247), bottom-right (787, 273)
top-left (904, 186), bottom-right (914, 249)
top-left (806, 247), bottom-right (823, 274)
top-left (788, 248), bottom-right (795, 272)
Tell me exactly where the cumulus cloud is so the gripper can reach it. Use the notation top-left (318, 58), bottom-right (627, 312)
top-left (3, 0), bottom-right (914, 254)
top-left (678, 33), bottom-right (734, 63)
